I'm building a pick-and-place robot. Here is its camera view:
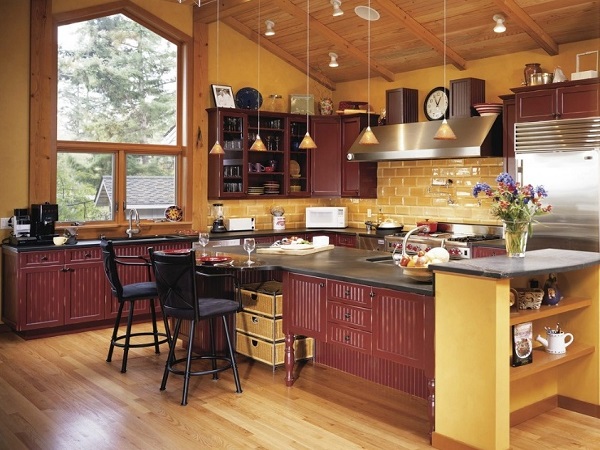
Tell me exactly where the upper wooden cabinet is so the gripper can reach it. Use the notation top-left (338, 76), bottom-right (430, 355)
top-left (341, 114), bottom-right (378, 198)
top-left (512, 78), bottom-right (599, 122)
top-left (310, 115), bottom-right (342, 197)
top-left (449, 77), bottom-right (486, 118)
top-left (385, 87), bottom-right (418, 124)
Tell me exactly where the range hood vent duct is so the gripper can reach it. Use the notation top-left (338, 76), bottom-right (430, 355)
top-left (515, 116), bottom-right (600, 153)
top-left (346, 115), bottom-right (503, 161)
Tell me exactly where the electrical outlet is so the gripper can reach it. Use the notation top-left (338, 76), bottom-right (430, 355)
top-left (367, 209), bottom-right (372, 218)
top-left (1, 217), bottom-right (10, 229)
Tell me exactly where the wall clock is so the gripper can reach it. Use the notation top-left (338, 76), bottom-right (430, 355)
top-left (424, 87), bottom-right (450, 121)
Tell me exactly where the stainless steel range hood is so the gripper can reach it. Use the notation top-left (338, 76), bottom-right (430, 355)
top-left (347, 115), bottom-right (503, 161)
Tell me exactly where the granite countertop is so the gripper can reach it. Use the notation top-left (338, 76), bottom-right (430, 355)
top-left (429, 248), bottom-right (600, 279)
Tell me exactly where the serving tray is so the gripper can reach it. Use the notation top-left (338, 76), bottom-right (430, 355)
top-left (257, 244), bottom-right (334, 255)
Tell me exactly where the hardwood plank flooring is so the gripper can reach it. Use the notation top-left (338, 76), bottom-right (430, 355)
top-left (0, 326), bottom-right (598, 449)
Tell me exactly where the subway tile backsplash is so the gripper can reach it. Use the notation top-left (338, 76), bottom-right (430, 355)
top-left (210, 157), bottom-right (504, 231)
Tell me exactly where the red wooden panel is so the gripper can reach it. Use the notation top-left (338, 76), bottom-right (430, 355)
top-left (21, 250), bottom-right (64, 267)
top-left (372, 288), bottom-right (426, 368)
top-left (559, 84), bottom-right (599, 119)
top-left (315, 341), bottom-right (428, 399)
top-left (327, 301), bottom-right (372, 331)
top-left (66, 262), bottom-right (105, 324)
top-left (66, 247), bottom-right (101, 263)
top-left (24, 267), bottom-right (64, 329)
top-left (283, 272), bottom-right (326, 340)
top-left (327, 280), bottom-right (372, 307)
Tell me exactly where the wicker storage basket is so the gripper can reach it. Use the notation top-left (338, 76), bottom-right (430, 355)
top-left (236, 311), bottom-right (284, 341)
top-left (236, 332), bottom-right (314, 366)
top-left (515, 288), bottom-right (544, 310)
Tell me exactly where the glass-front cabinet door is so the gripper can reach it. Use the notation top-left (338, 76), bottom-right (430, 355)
top-left (247, 112), bottom-right (285, 197)
top-left (207, 109), bottom-right (246, 198)
top-left (288, 115), bottom-right (310, 197)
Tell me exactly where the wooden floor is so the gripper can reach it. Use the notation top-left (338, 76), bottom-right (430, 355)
top-left (0, 326), bottom-right (599, 450)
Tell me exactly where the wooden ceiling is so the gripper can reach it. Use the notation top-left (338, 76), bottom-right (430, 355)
top-left (170, 0), bottom-right (599, 90)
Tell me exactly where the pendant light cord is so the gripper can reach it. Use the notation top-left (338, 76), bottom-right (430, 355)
top-left (443, 0), bottom-right (447, 103)
top-left (306, 0), bottom-right (310, 125)
top-left (367, 0), bottom-right (371, 124)
top-left (216, 1), bottom-right (220, 136)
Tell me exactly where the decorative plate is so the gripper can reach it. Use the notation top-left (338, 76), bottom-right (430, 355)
top-left (165, 205), bottom-right (183, 222)
top-left (235, 87), bottom-right (263, 110)
top-left (280, 243), bottom-right (314, 251)
top-left (199, 256), bottom-right (232, 265)
top-left (161, 249), bottom-right (191, 254)
top-left (290, 160), bottom-right (301, 177)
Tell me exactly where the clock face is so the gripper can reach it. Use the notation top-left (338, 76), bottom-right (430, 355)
top-left (424, 87), bottom-right (449, 121)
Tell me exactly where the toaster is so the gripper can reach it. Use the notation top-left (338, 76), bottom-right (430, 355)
top-left (225, 217), bottom-right (255, 231)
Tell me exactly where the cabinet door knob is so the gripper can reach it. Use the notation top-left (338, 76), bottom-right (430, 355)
top-left (319, 282), bottom-right (325, 288)
top-left (84, 252), bottom-right (92, 258)
top-left (344, 335), bottom-right (351, 341)
top-left (41, 256), bottom-right (48, 261)
top-left (344, 312), bottom-right (351, 319)
top-left (344, 289), bottom-right (351, 296)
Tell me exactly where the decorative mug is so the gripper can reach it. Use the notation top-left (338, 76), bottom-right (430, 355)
top-left (254, 163), bottom-right (265, 172)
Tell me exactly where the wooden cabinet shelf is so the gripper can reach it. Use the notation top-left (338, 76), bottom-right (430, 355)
top-left (510, 343), bottom-right (595, 382)
top-left (509, 296), bottom-right (592, 326)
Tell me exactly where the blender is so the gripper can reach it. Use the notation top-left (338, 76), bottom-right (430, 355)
top-left (211, 203), bottom-right (227, 233)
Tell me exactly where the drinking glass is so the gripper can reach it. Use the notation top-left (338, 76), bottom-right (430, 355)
top-left (243, 238), bottom-right (256, 265)
top-left (198, 232), bottom-right (210, 256)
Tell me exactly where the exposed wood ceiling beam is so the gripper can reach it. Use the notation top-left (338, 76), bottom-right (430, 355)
top-left (375, 0), bottom-right (467, 71)
top-left (492, 0), bottom-right (559, 55)
top-left (194, 0), bottom-right (254, 23)
top-left (222, 16), bottom-right (336, 91)
top-left (277, 0), bottom-right (395, 82)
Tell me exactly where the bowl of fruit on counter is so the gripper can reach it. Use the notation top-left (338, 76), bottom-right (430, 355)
top-left (396, 226), bottom-right (450, 282)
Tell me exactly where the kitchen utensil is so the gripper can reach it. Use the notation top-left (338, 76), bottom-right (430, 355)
top-left (416, 220), bottom-right (438, 233)
top-left (529, 72), bottom-right (554, 85)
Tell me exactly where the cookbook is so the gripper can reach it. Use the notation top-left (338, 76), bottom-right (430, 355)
top-left (511, 322), bottom-right (533, 367)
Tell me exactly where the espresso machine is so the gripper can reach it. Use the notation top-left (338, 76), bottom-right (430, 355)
top-left (30, 202), bottom-right (59, 243)
top-left (211, 203), bottom-right (227, 233)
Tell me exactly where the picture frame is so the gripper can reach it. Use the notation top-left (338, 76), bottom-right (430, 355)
top-left (290, 94), bottom-right (315, 115)
top-left (211, 84), bottom-right (236, 108)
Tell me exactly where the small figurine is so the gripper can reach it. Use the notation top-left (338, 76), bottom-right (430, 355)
top-left (542, 273), bottom-right (563, 306)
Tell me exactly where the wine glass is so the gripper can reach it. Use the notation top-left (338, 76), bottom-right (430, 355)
top-left (198, 232), bottom-right (210, 256)
top-left (243, 238), bottom-right (256, 265)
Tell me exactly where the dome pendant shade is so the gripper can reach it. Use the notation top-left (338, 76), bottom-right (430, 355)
top-left (359, 126), bottom-right (379, 145)
top-left (433, 119), bottom-right (457, 140)
top-left (210, 140), bottom-right (225, 154)
top-left (250, 135), bottom-right (267, 151)
top-left (299, 132), bottom-right (317, 149)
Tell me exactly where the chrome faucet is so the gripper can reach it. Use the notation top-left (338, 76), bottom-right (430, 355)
top-left (126, 208), bottom-right (140, 238)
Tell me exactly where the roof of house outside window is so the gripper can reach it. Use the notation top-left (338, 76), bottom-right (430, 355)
top-left (95, 175), bottom-right (176, 209)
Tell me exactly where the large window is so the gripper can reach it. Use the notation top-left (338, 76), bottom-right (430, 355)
top-left (56, 10), bottom-right (185, 224)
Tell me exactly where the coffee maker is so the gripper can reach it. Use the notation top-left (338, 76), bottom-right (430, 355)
top-left (211, 203), bottom-right (227, 233)
top-left (30, 202), bottom-right (59, 243)
top-left (9, 208), bottom-right (31, 237)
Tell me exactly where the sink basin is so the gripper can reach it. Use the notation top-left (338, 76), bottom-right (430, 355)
top-left (106, 234), bottom-right (189, 243)
top-left (365, 256), bottom-right (397, 265)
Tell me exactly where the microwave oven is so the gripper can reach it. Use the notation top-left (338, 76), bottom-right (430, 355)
top-left (305, 207), bottom-right (348, 228)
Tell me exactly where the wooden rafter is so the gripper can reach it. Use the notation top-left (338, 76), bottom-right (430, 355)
top-left (492, 0), bottom-right (559, 55)
top-left (375, 0), bottom-right (467, 71)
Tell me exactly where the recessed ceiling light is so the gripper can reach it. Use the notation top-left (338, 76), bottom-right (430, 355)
top-left (355, 5), bottom-right (380, 21)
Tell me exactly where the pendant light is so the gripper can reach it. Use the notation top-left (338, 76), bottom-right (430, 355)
top-left (358, 1), bottom-right (379, 145)
top-left (434, 0), bottom-right (457, 141)
top-left (299, 0), bottom-right (317, 149)
top-left (209, 0), bottom-right (224, 154)
top-left (250, 0), bottom-right (267, 151)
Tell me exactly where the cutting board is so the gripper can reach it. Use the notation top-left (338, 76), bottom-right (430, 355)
top-left (257, 244), bottom-right (335, 255)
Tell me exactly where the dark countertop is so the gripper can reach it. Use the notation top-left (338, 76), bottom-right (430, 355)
top-left (429, 248), bottom-right (600, 279)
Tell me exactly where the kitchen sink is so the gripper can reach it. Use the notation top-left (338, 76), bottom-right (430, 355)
top-left (365, 256), bottom-right (397, 265)
top-left (106, 234), bottom-right (189, 242)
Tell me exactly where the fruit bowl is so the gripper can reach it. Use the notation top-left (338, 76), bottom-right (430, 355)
top-left (473, 103), bottom-right (502, 116)
top-left (402, 266), bottom-right (433, 282)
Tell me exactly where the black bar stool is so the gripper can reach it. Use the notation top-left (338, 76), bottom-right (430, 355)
top-left (101, 239), bottom-right (170, 373)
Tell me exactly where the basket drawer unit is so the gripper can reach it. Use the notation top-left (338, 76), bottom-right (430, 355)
top-left (240, 281), bottom-right (283, 318)
top-left (236, 332), bottom-right (314, 366)
top-left (327, 301), bottom-right (372, 331)
top-left (237, 311), bottom-right (283, 341)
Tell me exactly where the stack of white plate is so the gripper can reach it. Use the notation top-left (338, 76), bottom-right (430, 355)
top-left (248, 186), bottom-right (265, 195)
top-left (473, 103), bottom-right (503, 116)
top-left (263, 182), bottom-right (280, 194)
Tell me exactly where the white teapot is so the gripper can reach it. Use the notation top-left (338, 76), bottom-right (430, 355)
top-left (536, 331), bottom-right (573, 354)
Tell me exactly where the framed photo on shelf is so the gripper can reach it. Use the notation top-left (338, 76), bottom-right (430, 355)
top-left (290, 94), bottom-right (315, 115)
top-left (211, 84), bottom-right (236, 108)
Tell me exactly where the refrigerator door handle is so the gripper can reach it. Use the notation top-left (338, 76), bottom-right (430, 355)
top-left (516, 158), bottom-right (524, 185)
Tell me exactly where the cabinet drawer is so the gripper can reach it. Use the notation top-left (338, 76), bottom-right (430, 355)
top-left (21, 251), bottom-right (64, 267)
top-left (236, 311), bottom-right (283, 341)
top-left (336, 235), bottom-right (356, 248)
top-left (66, 247), bottom-right (102, 263)
top-left (327, 301), bottom-right (372, 331)
top-left (327, 323), bottom-right (372, 353)
top-left (327, 280), bottom-right (372, 307)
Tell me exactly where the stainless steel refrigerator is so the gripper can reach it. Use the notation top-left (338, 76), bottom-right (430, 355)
top-left (514, 117), bottom-right (600, 252)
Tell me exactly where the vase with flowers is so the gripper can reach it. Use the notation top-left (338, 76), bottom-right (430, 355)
top-left (473, 172), bottom-right (552, 257)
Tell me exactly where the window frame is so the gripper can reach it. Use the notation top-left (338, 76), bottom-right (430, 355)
top-left (30, 0), bottom-right (193, 234)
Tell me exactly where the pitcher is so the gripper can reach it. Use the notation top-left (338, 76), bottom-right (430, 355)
top-left (536, 331), bottom-right (574, 354)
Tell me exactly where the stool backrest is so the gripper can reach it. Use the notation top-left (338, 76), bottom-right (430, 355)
top-left (100, 239), bottom-right (124, 298)
top-left (150, 249), bottom-right (198, 320)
